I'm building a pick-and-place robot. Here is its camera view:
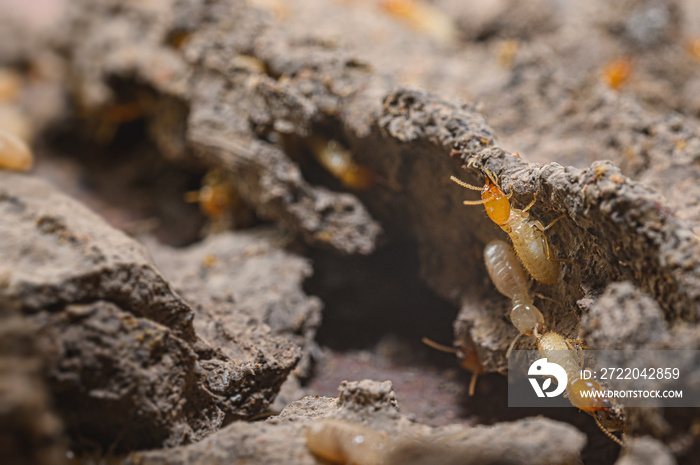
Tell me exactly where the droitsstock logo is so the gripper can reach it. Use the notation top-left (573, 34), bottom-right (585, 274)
top-left (528, 358), bottom-right (568, 398)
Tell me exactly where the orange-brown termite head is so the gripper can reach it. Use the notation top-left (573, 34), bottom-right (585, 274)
top-left (595, 404), bottom-right (626, 435)
top-left (450, 170), bottom-right (511, 225)
top-left (568, 377), bottom-right (625, 430)
top-left (569, 378), bottom-right (612, 412)
top-left (602, 57), bottom-right (633, 90)
top-left (569, 380), bottom-right (626, 446)
top-left (481, 180), bottom-right (511, 225)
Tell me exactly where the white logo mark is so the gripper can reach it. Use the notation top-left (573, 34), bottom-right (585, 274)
top-left (528, 358), bottom-right (568, 398)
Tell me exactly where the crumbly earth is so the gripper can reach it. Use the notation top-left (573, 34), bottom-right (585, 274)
top-left (130, 380), bottom-right (587, 465)
top-left (2, 0), bottom-right (700, 463)
top-left (0, 174), bottom-right (313, 451)
top-left (0, 304), bottom-right (65, 465)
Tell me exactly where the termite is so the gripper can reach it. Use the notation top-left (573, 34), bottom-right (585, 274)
top-left (421, 337), bottom-right (484, 396)
top-left (305, 418), bottom-right (387, 465)
top-left (309, 137), bottom-right (374, 190)
top-left (0, 128), bottom-right (33, 171)
top-left (185, 169), bottom-right (235, 220)
top-left (601, 57), bottom-right (634, 90)
top-left (483, 239), bottom-right (545, 337)
top-left (451, 165), bottom-right (564, 285)
top-left (185, 169), bottom-right (256, 233)
top-left (483, 240), bottom-right (625, 445)
top-left (379, 0), bottom-right (458, 45)
top-left (536, 331), bottom-right (626, 446)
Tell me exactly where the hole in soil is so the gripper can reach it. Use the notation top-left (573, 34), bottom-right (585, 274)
top-left (303, 232), bottom-right (621, 463)
top-left (305, 235), bottom-right (457, 353)
top-left (36, 118), bottom-right (208, 247)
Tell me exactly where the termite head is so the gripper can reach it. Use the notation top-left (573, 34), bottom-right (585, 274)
top-left (184, 169), bottom-right (235, 219)
top-left (569, 378), bottom-right (612, 413)
top-left (569, 377), bottom-right (626, 445)
top-left (595, 404), bottom-right (625, 432)
top-left (482, 180), bottom-right (511, 225)
top-left (451, 171), bottom-right (511, 225)
top-left (593, 404), bottom-right (626, 447)
top-left (422, 338), bottom-right (483, 396)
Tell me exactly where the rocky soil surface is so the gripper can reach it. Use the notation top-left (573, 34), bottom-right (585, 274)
top-left (2, 0), bottom-right (700, 464)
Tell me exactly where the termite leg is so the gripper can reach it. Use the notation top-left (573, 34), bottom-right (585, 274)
top-left (534, 292), bottom-right (560, 304)
top-left (422, 337), bottom-right (480, 396)
top-left (421, 337), bottom-right (460, 354)
top-left (505, 333), bottom-right (523, 360)
top-left (564, 338), bottom-right (585, 370)
top-left (505, 183), bottom-right (513, 200)
top-left (569, 337), bottom-right (592, 350)
top-left (468, 372), bottom-right (479, 396)
top-left (541, 215), bottom-right (566, 232)
top-left (530, 216), bottom-right (561, 232)
top-left (522, 196), bottom-right (537, 213)
top-left (539, 233), bottom-right (574, 265)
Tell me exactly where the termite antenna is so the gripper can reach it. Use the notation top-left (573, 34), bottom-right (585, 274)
top-left (463, 199), bottom-right (490, 205)
top-left (450, 176), bottom-right (484, 191)
top-left (506, 333), bottom-right (523, 360)
top-left (421, 337), bottom-right (460, 354)
top-left (594, 415), bottom-right (626, 448)
top-left (422, 337), bottom-right (479, 396)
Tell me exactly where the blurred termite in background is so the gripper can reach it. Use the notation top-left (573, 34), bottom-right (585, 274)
top-left (309, 136), bottom-right (374, 190)
top-left (0, 129), bottom-right (33, 171)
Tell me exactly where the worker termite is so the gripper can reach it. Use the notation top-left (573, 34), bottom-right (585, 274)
top-left (483, 239), bottom-right (625, 446)
top-left (601, 57), bottom-right (634, 90)
top-left (378, 0), bottom-right (459, 45)
top-left (0, 128), bottom-right (33, 171)
top-left (451, 165), bottom-right (565, 284)
top-left (305, 419), bottom-right (387, 465)
top-left (185, 169), bottom-right (235, 220)
top-left (185, 169), bottom-right (254, 233)
top-left (309, 137), bottom-right (374, 190)
top-left (536, 331), bottom-right (626, 446)
top-left (421, 337), bottom-right (484, 396)
top-left (483, 239), bottom-right (545, 338)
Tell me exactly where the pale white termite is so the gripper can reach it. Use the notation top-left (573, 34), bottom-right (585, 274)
top-left (484, 239), bottom-right (545, 336)
top-left (305, 419), bottom-right (387, 465)
top-left (484, 240), bottom-right (625, 445)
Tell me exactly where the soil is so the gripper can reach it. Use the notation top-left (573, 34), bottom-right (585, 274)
top-left (2, 0), bottom-right (700, 464)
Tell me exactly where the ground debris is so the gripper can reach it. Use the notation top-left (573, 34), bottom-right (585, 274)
top-left (129, 379), bottom-right (586, 465)
top-left (0, 304), bottom-right (65, 465)
top-left (0, 172), bottom-right (197, 342)
top-left (147, 230), bottom-right (321, 413)
top-left (31, 301), bottom-right (223, 450)
top-left (614, 436), bottom-right (676, 465)
top-left (0, 174), bottom-right (317, 450)
top-left (6, 0), bottom-right (700, 462)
